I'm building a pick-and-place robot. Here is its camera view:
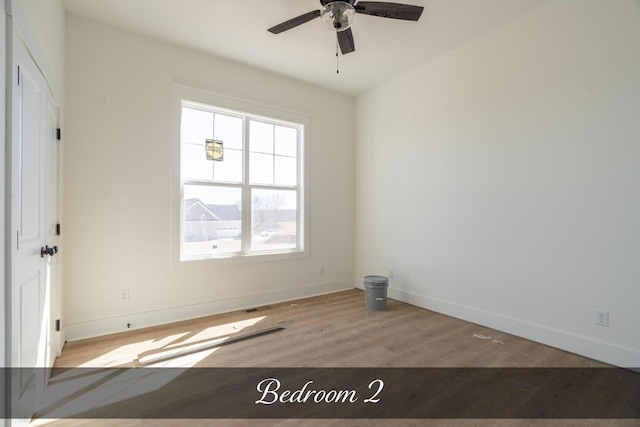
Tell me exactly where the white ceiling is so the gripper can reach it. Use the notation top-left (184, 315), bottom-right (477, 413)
top-left (62, 0), bottom-right (553, 96)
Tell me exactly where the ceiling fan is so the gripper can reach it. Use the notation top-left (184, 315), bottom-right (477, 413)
top-left (267, 0), bottom-right (424, 55)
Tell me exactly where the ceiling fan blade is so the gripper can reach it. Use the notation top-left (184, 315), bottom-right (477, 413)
top-left (355, 2), bottom-right (424, 21)
top-left (268, 10), bottom-right (321, 34)
top-left (337, 28), bottom-right (355, 54)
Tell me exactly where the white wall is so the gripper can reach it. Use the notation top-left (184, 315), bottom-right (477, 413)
top-left (64, 15), bottom-right (355, 340)
top-left (356, 0), bottom-right (640, 367)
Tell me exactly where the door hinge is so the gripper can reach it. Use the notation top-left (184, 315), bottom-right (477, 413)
top-left (17, 65), bottom-right (20, 85)
top-left (56, 223), bottom-right (61, 236)
top-left (55, 319), bottom-right (61, 332)
top-left (56, 128), bottom-right (61, 140)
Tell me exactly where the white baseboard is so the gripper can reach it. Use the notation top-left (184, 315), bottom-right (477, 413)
top-left (64, 280), bottom-right (352, 342)
top-left (386, 286), bottom-right (640, 368)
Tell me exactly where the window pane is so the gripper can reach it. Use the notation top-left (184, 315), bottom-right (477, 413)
top-left (214, 114), bottom-right (243, 150)
top-left (250, 121), bottom-right (274, 154)
top-left (213, 148), bottom-right (243, 183)
top-left (250, 152), bottom-right (273, 185)
top-left (181, 107), bottom-right (213, 144)
top-left (275, 126), bottom-right (297, 157)
top-left (275, 155), bottom-right (297, 186)
top-left (182, 143), bottom-right (213, 181)
top-left (180, 98), bottom-right (305, 261)
top-left (251, 189), bottom-right (297, 252)
top-left (183, 185), bottom-right (242, 257)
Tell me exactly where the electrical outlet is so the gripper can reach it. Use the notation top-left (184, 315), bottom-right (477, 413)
top-left (320, 266), bottom-right (325, 275)
top-left (595, 309), bottom-right (609, 326)
top-left (388, 269), bottom-right (394, 279)
top-left (120, 289), bottom-right (129, 301)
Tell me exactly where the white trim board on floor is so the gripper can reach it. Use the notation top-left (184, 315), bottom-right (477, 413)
top-left (65, 280), bottom-right (351, 342)
top-left (382, 286), bottom-right (640, 368)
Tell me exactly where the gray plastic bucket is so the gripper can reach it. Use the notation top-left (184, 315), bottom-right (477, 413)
top-left (364, 275), bottom-right (388, 311)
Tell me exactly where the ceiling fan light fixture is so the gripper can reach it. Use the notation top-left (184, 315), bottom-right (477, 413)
top-left (321, 1), bottom-right (356, 32)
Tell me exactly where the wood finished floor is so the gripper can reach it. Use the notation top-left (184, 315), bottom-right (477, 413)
top-left (34, 289), bottom-right (637, 427)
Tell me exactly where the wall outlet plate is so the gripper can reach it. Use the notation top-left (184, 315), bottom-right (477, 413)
top-left (595, 309), bottom-right (609, 326)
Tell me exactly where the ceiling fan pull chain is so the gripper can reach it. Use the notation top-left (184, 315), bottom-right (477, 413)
top-left (336, 35), bottom-right (340, 74)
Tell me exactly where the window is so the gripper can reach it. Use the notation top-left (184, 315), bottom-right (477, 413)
top-left (178, 95), bottom-right (307, 261)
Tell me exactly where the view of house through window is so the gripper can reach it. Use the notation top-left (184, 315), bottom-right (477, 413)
top-left (180, 100), bottom-right (304, 260)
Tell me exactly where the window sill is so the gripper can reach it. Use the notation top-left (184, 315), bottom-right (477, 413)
top-left (174, 249), bottom-right (309, 269)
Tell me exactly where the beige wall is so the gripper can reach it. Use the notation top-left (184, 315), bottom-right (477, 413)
top-left (356, 0), bottom-right (640, 366)
top-left (64, 15), bottom-right (355, 339)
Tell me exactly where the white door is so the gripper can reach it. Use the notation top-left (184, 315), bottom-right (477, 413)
top-left (9, 35), bottom-right (58, 421)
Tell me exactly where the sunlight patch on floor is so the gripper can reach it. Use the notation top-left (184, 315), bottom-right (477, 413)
top-left (30, 316), bottom-right (268, 423)
top-left (77, 332), bottom-right (189, 368)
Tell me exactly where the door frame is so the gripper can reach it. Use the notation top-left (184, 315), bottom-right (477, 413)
top-left (1, 1), bottom-right (8, 424)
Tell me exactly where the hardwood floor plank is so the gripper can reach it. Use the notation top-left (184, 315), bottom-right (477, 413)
top-left (39, 289), bottom-right (622, 426)
top-left (54, 289), bottom-right (610, 369)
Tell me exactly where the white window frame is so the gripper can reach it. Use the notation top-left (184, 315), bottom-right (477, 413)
top-left (171, 85), bottom-right (310, 266)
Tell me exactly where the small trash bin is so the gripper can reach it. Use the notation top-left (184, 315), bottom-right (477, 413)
top-left (364, 275), bottom-right (388, 311)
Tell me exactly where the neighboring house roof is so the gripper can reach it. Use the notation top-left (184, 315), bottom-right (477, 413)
top-left (207, 204), bottom-right (241, 221)
top-left (184, 198), bottom-right (221, 221)
top-left (185, 198), bottom-right (294, 222)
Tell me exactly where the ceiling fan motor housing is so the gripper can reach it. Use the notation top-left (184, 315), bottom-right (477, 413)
top-left (321, 1), bottom-right (356, 31)
top-left (320, 0), bottom-right (357, 5)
